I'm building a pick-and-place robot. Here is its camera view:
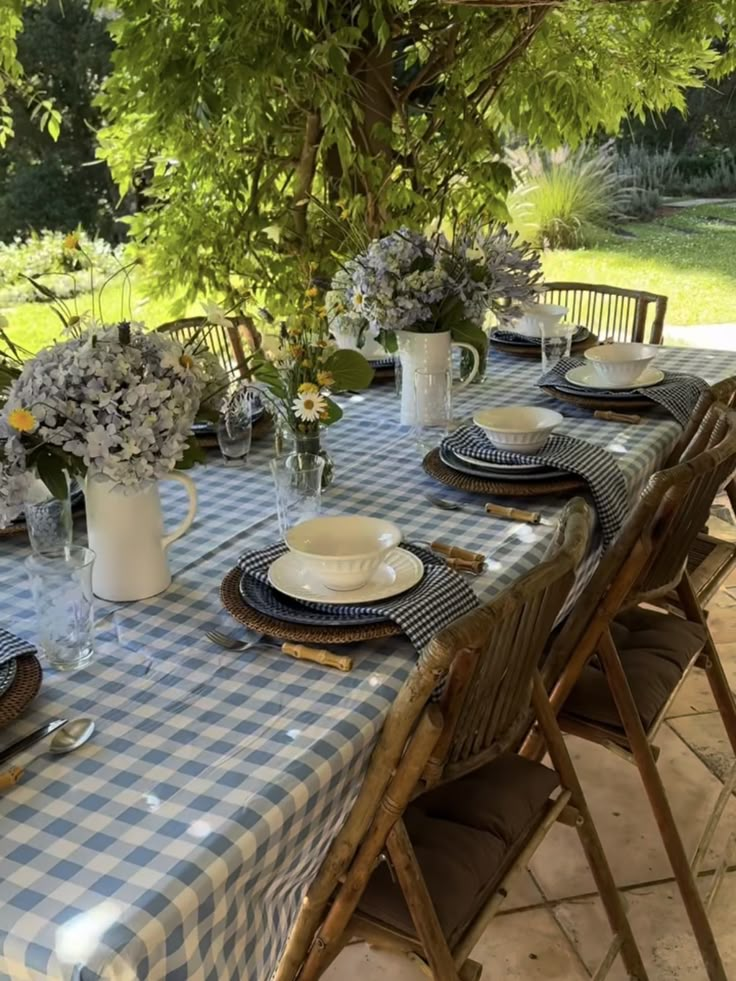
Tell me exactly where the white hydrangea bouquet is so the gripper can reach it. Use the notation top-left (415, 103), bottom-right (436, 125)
top-left (2, 321), bottom-right (205, 501)
top-left (330, 224), bottom-right (542, 354)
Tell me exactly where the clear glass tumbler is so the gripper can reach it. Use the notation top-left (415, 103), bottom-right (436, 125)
top-left (24, 492), bottom-right (73, 554)
top-left (412, 369), bottom-right (452, 456)
top-left (217, 396), bottom-right (253, 466)
top-left (270, 452), bottom-right (325, 537)
top-left (25, 546), bottom-right (96, 671)
top-left (540, 325), bottom-right (575, 376)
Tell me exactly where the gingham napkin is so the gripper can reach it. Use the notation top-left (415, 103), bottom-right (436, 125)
top-left (491, 326), bottom-right (586, 347)
top-left (444, 426), bottom-right (627, 547)
top-left (0, 626), bottom-right (34, 668)
top-left (237, 542), bottom-right (478, 651)
top-left (540, 356), bottom-right (709, 427)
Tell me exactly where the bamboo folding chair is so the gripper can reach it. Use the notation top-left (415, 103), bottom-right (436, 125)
top-left (541, 282), bottom-right (667, 345)
top-left (156, 316), bottom-right (253, 378)
top-left (274, 499), bottom-right (649, 981)
top-left (529, 405), bottom-right (736, 981)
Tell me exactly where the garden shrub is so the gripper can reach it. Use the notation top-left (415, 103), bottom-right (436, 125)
top-left (507, 145), bottom-right (631, 249)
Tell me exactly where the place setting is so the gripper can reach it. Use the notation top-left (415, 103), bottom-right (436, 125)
top-left (423, 403), bottom-right (628, 547)
top-left (539, 342), bottom-right (710, 423)
top-left (221, 513), bottom-right (480, 651)
top-left (489, 301), bottom-right (597, 358)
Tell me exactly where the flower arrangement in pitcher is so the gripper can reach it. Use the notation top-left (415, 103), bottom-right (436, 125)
top-left (329, 224), bottom-right (542, 354)
top-left (1, 320), bottom-right (206, 501)
top-left (249, 294), bottom-right (374, 433)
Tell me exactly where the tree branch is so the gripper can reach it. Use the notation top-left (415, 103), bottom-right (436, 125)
top-left (291, 109), bottom-right (322, 243)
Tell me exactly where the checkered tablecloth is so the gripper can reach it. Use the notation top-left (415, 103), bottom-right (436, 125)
top-left (0, 344), bottom-right (732, 981)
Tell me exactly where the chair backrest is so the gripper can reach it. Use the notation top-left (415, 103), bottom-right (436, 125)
top-left (424, 497), bottom-right (592, 785)
top-left (156, 316), bottom-right (250, 377)
top-left (635, 405), bottom-right (736, 599)
top-left (541, 281), bottom-right (667, 344)
top-left (544, 406), bottom-right (736, 704)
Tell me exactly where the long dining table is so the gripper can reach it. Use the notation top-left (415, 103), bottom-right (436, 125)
top-left (1, 343), bottom-right (735, 981)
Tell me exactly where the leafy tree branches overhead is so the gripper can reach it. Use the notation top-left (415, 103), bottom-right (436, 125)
top-left (90, 0), bottom-right (736, 311)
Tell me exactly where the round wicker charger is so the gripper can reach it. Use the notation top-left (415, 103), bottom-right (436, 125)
top-left (540, 386), bottom-right (655, 412)
top-left (0, 654), bottom-right (42, 729)
top-left (489, 333), bottom-right (598, 358)
top-left (422, 447), bottom-right (584, 497)
top-left (220, 567), bottom-right (402, 645)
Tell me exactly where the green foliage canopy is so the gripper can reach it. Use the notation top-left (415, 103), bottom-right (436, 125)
top-left (13, 0), bottom-right (736, 312)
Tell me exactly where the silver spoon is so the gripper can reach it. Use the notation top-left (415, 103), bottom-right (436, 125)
top-left (48, 718), bottom-right (95, 755)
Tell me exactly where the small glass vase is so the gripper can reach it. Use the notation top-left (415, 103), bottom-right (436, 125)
top-left (460, 344), bottom-right (488, 384)
top-left (295, 431), bottom-right (334, 489)
top-left (23, 474), bottom-right (73, 553)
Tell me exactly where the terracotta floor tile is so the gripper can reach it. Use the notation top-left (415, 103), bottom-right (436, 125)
top-left (554, 872), bottom-right (736, 981)
top-left (669, 710), bottom-right (736, 783)
top-left (325, 908), bottom-right (590, 981)
top-left (528, 727), bottom-right (736, 899)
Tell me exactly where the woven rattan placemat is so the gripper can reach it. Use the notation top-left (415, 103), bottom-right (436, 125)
top-left (0, 654), bottom-right (42, 729)
top-left (422, 447), bottom-right (584, 497)
top-left (220, 567), bottom-right (402, 645)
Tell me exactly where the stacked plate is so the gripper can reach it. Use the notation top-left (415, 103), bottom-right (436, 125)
top-left (239, 545), bottom-right (425, 630)
top-left (489, 325), bottom-right (592, 350)
top-left (560, 364), bottom-right (664, 393)
top-left (438, 440), bottom-right (567, 483)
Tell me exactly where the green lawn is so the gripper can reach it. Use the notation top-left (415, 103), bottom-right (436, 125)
top-left (1, 272), bottom-right (198, 353)
top-left (3, 203), bottom-right (736, 354)
top-left (541, 203), bottom-right (736, 327)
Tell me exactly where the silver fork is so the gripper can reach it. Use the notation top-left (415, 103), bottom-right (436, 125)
top-left (206, 629), bottom-right (268, 651)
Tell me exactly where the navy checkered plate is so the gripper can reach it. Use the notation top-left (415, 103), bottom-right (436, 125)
top-left (239, 572), bottom-right (392, 627)
top-left (0, 658), bottom-right (17, 698)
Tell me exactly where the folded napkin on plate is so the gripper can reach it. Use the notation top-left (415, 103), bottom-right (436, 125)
top-left (443, 426), bottom-right (627, 548)
top-left (0, 627), bottom-right (35, 668)
top-left (237, 542), bottom-right (478, 651)
top-left (492, 326), bottom-right (586, 347)
top-left (540, 356), bottom-right (709, 427)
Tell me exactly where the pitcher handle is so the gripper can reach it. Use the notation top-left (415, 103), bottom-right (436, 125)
top-left (161, 472), bottom-right (198, 550)
top-left (451, 342), bottom-right (480, 392)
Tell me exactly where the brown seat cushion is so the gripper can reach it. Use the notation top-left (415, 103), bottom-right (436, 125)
top-left (357, 754), bottom-right (559, 945)
top-left (563, 608), bottom-right (706, 734)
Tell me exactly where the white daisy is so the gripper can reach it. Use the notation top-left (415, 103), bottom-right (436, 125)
top-left (201, 300), bottom-right (233, 330)
top-left (292, 392), bottom-right (327, 423)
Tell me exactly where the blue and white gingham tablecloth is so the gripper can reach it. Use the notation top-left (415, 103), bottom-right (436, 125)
top-left (0, 344), bottom-right (733, 981)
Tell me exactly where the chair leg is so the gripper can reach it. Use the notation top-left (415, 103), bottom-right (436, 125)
top-left (532, 675), bottom-right (649, 981)
top-left (458, 959), bottom-right (482, 981)
top-left (596, 630), bottom-right (728, 981)
top-left (386, 821), bottom-right (462, 981)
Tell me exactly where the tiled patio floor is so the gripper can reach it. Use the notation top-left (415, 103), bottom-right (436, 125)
top-left (325, 509), bottom-right (736, 980)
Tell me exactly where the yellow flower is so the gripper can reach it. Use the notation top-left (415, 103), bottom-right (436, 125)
top-left (353, 293), bottom-right (364, 307)
top-left (340, 209), bottom-right (350, 221)
top-left (317, 370), bottom-right (334, 388)
top-left (63, 232), bottom-right (80, 251)
top-left (289, 345), bottom-right (305, 360)
top-left (179, 353), bottom-right (194, 370)
top-left (301, 359), bottom-right (312, 369)
top-left (305, 286), bottom-right (318, 298)
top-left (298, 382), bottom-right (319, 395)
top-left (8, 408), bottom-right (37, 433)
top-left (316, 306), bottom-right (327, 318)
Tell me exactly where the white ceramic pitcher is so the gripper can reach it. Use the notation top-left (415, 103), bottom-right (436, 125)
top-left (84, 472), bottom-right (197, 601)
top-left (396, 330), bottom-right (479, 426)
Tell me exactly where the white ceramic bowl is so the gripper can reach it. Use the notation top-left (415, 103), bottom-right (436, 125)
top-left (473, 406), bottom-right (563, 454)
top-left (584, 343), bottom-right (658, 386)
top-left (513, 302), bottom-right (569, 339)
top-left (285, 515), bottom-right (402, 591)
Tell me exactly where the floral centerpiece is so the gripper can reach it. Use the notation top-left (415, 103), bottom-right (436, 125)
top-left (246, 292), bottom-right (374, 486)
top-left (330, 224), bottom-right (543, 354)
top-left (2, 322), bottom-right (205, 498)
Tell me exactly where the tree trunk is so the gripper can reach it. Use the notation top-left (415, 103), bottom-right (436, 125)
top-left (291, 109), bottom-right (322, 244)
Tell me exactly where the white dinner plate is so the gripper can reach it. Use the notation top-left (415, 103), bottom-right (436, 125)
top-left (268, 548), bottom-right (424, 605)
top-left (564, 365), bottom-right (665, 391)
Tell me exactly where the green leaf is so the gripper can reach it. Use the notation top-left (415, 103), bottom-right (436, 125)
top-left (450, 321), bottom-right (488, 360)
top-left (320, 397), bottom-right (343, 426)
top-left (327, 45), bottom-right (344, 76)
top-left (250, 352), bottom-right (287, 399)
top-left (322, 349), bottom-right (374, 391)
top-left (377, 329), bottom-right (397, 354)
top-left (32, 446), bottom-right (69, 501)
top-left (176, 437), bottom-right (207, 470)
